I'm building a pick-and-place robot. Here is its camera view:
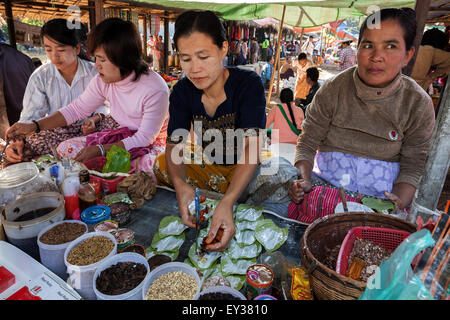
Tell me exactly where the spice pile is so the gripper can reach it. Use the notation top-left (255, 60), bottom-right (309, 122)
top-left (145, 271), bottom-right (198, 300)
top-left (117, 171), bottom-right (156, 209)
top-left (198, 292), bottom-right (241, 300)
top-left (96, 262), bottom-right (147, 295)
top-left (40, 222), bottom-right (86, 245)
top-left (67, 236), bottom-right (114, 266)
top-left (322, 244), bottom-right (342, 271)
top-left (348, 238), bottom-right (393, 282)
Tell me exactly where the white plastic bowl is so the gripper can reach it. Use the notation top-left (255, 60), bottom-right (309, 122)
top-left (93, 252), bottom-right (150, 300)
top-left (37, 220), bottom-right (88, 280)
top-left (142, 262), bottom-right (200, 300)
top-left (64, 231), bottom-right (117, 300)
top-left (194, 285), bottom-right (247, 300)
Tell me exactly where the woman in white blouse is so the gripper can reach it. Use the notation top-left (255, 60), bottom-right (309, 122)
top-left (5, 18), bottom-right (115, 163)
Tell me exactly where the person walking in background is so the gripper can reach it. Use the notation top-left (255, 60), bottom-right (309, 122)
top-left (338, 38), bottom-right (356, 71)
top-left (294, 53), bottom-right (313, 100)
top-left (295, 67), bottom-right (320, 113)
top-left (0, 29), bottom-right (35, 137)
top-left (250, 37), bottom-right (260, 64)
top-left (155, 35), bottom-right (164, 72)
top-left (301, 36), bottom-right (315, 58)
top-left (410, 28), bottom-right (450, 92)
top-left (260, 37), bottom-right (269, 62)
top-left (241, 38), bottom-right (248, 64)
top-left (147, 35), bottom-right (155, 62)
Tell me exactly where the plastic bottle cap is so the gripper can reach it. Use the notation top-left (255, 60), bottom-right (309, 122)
top-left (81, 205), bottom-right (111, 224)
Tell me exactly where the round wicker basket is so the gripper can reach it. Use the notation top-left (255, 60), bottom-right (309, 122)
top-left (300, 212), bottom-right (417, 300)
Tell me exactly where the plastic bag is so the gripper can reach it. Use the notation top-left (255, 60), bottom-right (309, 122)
top-left (359, 229), bottom-right (436, 300)
top-left (102, 145), bottom-right (131, 173)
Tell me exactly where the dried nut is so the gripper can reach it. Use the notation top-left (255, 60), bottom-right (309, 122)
top-left (145, 271), bottom-right (198, 300)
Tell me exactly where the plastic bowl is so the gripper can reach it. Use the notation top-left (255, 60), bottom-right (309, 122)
top-left (194, 285), bottom-right (247, 300)
top-left (93, 252), bottom-right (150, 300)
top-left (64, 231), bottom-right (117, 300)
top-left (37, 220), bottom-right (88, 280)
top-left (142, 262), bottom-right (200, 300)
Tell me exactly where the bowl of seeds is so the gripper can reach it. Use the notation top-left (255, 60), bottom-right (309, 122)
top-left (64, 231), bottom-right (117, 300)
top-left (142, 262), bottom-right (200, 300)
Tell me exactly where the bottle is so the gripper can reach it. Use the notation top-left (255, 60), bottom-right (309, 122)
top-left (78, 170), bottom-right (97, 214)
top-left (61, 169), bottom-right (80, 219)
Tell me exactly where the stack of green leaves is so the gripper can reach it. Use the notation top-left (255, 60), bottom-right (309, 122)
top-left (147, 199), bottom-right (289, 291)
top-left (186, 201), bottom-right (289, 291)
top-left (146, 216), bottom-right (188, 261)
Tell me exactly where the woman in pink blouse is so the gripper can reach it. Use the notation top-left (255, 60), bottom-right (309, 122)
top-left (266, 88), bottom-right (304, 145)
top-left (266, 88), bottom-right (304, 164)
top-left (6, 18), bottom-right (169, 177)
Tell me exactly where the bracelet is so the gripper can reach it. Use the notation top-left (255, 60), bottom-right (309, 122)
top-left (95, 113), bottom-right (105, 122)
top-left (97, 144), bottom-right (105, 157)
top-left (32, 120), bottom-right (40, 133)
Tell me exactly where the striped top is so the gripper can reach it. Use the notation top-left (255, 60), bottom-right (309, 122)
top-left (19, 57), bottom-right (108, 122)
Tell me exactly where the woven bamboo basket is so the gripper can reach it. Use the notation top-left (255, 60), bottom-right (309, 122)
top-left (300, 212), bottom-right (417, 300)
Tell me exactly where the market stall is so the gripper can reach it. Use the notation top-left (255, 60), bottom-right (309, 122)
top-left (0, 0), bottom-right (449, 303)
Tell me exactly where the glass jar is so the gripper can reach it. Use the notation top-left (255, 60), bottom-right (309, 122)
top-left (0, 162), bottom-right (59, 210)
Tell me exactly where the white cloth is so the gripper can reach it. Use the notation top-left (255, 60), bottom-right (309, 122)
top-left (20, 57), bottom-right (108, 122)
top-left (301, 40), bottom-right (314, 57)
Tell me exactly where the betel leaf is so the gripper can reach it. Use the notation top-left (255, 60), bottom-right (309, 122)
top-left (158, 215), bottom-right (188, 236)
top-left (234, 229), bottom-right (256, 246)
top-left (234, 204), bottom-right (263, 222)
top-left (235, 216), bottom-right (264, 232)
top-left (188, 242), bottom-right (222, 270)
top-left (146, 247), bottom-right (179, 261)
top-left (362, 197), bottom-right (395, 213)
top-left (151, 231), bottom-right (185, 252)
top-left (225, 274), bottom-right (246, 291)
top-left (255, 219), bottom-right (288, 252)
top-left (220, 253), bottom-right (256, 276)
top-left (227, 240), bottom-right (262, 260)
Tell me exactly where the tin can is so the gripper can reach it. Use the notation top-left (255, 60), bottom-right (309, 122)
top-left (112, 228), bottom-right (135, 250)
top-left (245, 264), bottom-right (274, 300)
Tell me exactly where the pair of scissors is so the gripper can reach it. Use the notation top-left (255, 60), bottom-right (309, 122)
top-left (194, 187), bottom-right (200, 253)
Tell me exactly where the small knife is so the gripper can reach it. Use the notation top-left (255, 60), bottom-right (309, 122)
top-left (194, 187), bottom-right (200, 253)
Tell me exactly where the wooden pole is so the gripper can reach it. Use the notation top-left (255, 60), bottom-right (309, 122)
top-left (94, 0), bottom-right (104, 25)
top-left (88, 0), bottom-right (96, 31)
top-left (409, 81), bottom-right (450, 223)
top-left (403, 0), bottom-right (432, 76)
top-left (267, 5), bottom-right (286, 107)
top-left (5, 0), bottom-right (16, 49)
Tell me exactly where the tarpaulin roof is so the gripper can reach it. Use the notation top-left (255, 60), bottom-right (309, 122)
top-left (134, 0), bottom-right (417, 27)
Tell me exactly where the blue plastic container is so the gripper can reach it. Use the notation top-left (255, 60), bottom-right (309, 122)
top-left (81, 205), bottom-right (111, 232)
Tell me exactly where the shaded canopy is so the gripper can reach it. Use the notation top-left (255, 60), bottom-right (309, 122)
top-left (134, 0), bottom-right (417, 27)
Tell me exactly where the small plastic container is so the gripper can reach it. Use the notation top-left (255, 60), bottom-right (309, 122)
top-left (194, 285), bottom-right (247, 300)
top-left (245, 264), bottom-right (274, 300)
top-left (142, 262), bottom-right (200, 300)
top-left (93, 252), bottom-right (150, 300)
top-left (112, 228), bottom-right (135, 251)
top-left (94, 220), bottom-right (119, 233)
top-left (64, 231), bottom-right (117, 300)
top-left (254, 294), bottom-right (277, 300)
top-left (37, 220), bottom-right (88, 280)
top-left (83, 157), bottom-right (135, 195)
top-left (119, 244), bottom-right (146, 257)
top-left (81, 205), bottom-right (111, 232)
top-left (109, 202), bottom-right (131, 226)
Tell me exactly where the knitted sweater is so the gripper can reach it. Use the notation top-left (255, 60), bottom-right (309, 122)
top-left (295, 66), bottom-right (435, 188)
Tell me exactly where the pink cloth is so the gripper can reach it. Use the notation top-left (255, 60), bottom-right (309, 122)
top-left (266, 102), bottom-right (304, 144)
top-left (59, 70), bottom-right (169, 151)
top-left (85, 127), bottom-right (166, 160)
